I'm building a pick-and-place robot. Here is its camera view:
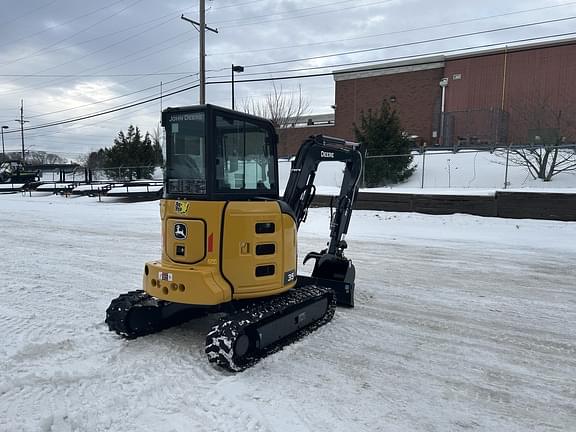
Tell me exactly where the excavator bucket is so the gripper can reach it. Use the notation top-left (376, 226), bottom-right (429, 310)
top-left (300, 253), bottom-right (355, 307)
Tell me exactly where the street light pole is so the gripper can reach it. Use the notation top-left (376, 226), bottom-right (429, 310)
top-left (231, 64), bottom-right (244, 110)
top-left (1, 126), bottom-right (8, 159)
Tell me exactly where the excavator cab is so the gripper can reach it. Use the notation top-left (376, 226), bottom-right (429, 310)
top-left (164, 104), bottom-right (279, 201)
top-left (151, 105), bottom-right (298, 307)
top-left (107, 104), bottom-right (364, 371)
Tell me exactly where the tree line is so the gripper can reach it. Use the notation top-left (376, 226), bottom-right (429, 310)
top-left (87, 125), bottom-right (163, 181)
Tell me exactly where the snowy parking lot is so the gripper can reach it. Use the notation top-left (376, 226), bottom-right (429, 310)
top-left (1, 194), bottom-right (575, 432)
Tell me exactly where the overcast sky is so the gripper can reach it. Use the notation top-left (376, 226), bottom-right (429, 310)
top-left (1, 0), bottom-right (575, 157)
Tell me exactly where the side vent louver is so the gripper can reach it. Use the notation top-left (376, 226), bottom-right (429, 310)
top-left (255, 244), bottom-right (275, 255)
top-left (255, 222), bottom-right (275, 234)
top-left (255, 265), bottom-right (275, 277)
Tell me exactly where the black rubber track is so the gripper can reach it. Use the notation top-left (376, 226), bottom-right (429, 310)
top-left (205, 285), bottom-right (336, 372)
top-left (105, 290), bottom-right (204, 339)
top-left (106, 291), bottom-right (163, 339)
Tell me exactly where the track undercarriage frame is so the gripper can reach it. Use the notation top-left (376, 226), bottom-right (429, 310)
top-left (106, 275), bottom-right (355, 371)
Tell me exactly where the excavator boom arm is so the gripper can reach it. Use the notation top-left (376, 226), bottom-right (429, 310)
top-left (282, 135), bottom-right (364, 307)
top-left (282, 134), bottom-right (363, 255)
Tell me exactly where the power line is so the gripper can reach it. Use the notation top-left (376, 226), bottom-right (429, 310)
top-left (207, 0), bottom-right (265, 12)
top-left (2, 1), bottom-right (567, 105)
top-left (23, 101), bottom-right (168, 141)
top-left (9, 10), bottom-right (560, 94)
top-left (0, 0), bottom-right (146, 68)
top-left (241, 16), bottom-right (576, 69)
top-left (206, 32), bottom-right (576, 85)
top-left (0, 55), bottom-right (198, 120)
top-left (0, 31), bottom-right (197, 98)
top-left (23, 77), bottom-right (200, 131)
top-left (3, 0), bottom-right (363, 76)
top-left (22, 88), bottom-right (184, 142)
top-left (0, 72), bottom-right (195, 78)
top-left (0, 73), bottom-right (196, 124)
top-left (4, 31), bottom-right (576, 136)
top-left (26, 73), bottom-right (198, 120)
top-left (218, 0), bottom-right (392, 29)
top-left (2, 77), bottom-right (198, 132)
top-left (208, 1), bottom-right (576, 57)
top-left (4, 82), bottom-right (200, 134)
top-left (0, 7), bottom-right (191, 72)
top-left (2, 0), bottom-right (391, 96)
top-left (0, 9), bottom-right (199, 98)
top-left (0, 0), bottom-right (129, 50)
top-left (0, 0), bottom-right (59, 27)
top-left (2, 0), bottom-right (571, 102)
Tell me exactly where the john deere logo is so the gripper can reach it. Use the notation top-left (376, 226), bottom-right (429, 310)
top-left (174, 223), bottom-right (187, 240)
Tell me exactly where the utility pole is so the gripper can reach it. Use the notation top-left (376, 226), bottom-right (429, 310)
top-left (14, 99), bottom-right (29, 161)
top-left (181, 0), bottom-right (218, 105)
top-left (199, 0), bottom-right (206, 104)
top-left (1, 126), bottom-right (8, 159)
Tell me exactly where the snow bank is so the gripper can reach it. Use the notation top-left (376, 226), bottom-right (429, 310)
top-left (279, 150), bottom-right (576, 195)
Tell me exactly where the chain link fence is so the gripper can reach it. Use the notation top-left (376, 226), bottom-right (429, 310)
top-left (441, 109), bottom-right (509, 149)
top-left (37, 151), bottom-right (576, 191)
top-left (364, 145), bottom-right (576, 189)
top-left (88, 166), bottom-right (163, 182)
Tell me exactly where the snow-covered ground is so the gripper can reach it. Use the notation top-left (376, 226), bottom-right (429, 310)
top-left (1, 194), bottom-right (575, 432)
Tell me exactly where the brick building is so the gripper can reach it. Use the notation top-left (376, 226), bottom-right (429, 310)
top-left (280, 38), bottom-right (576, 156)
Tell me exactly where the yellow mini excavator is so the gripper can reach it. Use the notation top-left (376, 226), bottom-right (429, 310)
top-left (106, 104), bottom-right (364, 371)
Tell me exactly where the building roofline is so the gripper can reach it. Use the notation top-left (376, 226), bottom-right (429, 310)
top-left (333, 36), bottom-right (576, 81)
top-left (334, 56), bottom-right (445, 81)
top-left (447, 35), bottom-right (576, 60)
top-left (285, 113), bottom-right (335, 127)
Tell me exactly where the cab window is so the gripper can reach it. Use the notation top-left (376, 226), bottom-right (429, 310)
top-left (166, 112), bottom-right (206, 195)
top-left (214, 114), bottom-right (276, 193)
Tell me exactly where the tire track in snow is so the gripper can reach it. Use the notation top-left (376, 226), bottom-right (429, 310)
top-left (0, 327), bottom-right (271, 432)
top-left (317, 239), bottom-right (576, 429)
top-left (3, 197), bottom-right (576, 432)
top-left (2, 198), bottom-right (264, 431)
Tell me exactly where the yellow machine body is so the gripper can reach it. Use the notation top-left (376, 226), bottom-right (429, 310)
top-left (106, 106), bottom-right (361, 371)
top-left (143, 198), bottom-right (298, 305)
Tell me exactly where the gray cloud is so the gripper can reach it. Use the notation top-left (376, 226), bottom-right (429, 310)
top-left (1, 0), bottom-right (575, 156)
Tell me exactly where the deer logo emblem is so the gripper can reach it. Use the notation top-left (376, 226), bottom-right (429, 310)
top-left (174, 223), bottom-right (187, 240)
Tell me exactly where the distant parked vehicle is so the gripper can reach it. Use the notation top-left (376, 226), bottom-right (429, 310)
top-left (0, 161), bottom-right (40, 184)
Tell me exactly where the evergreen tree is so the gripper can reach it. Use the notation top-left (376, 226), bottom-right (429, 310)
top-left (86, 149), bottom-right (106, 170)
top-left (354, 100), bottom-right (415, 186)
top-left (103, 125), bottom-right (159, 180)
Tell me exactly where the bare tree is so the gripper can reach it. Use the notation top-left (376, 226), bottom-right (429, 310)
top-left (75, 153), bottom-right (88, 166)
top-left (504, 143), bottom-right (576, 182)
top-left (25, 151), bottom-right (68, 165)
top-left (241, 82), bottom-right (311, 129)
top-left (502, 94), bottom-right (576, 182)
top-left (241, 83), bottom-right (310, 156)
